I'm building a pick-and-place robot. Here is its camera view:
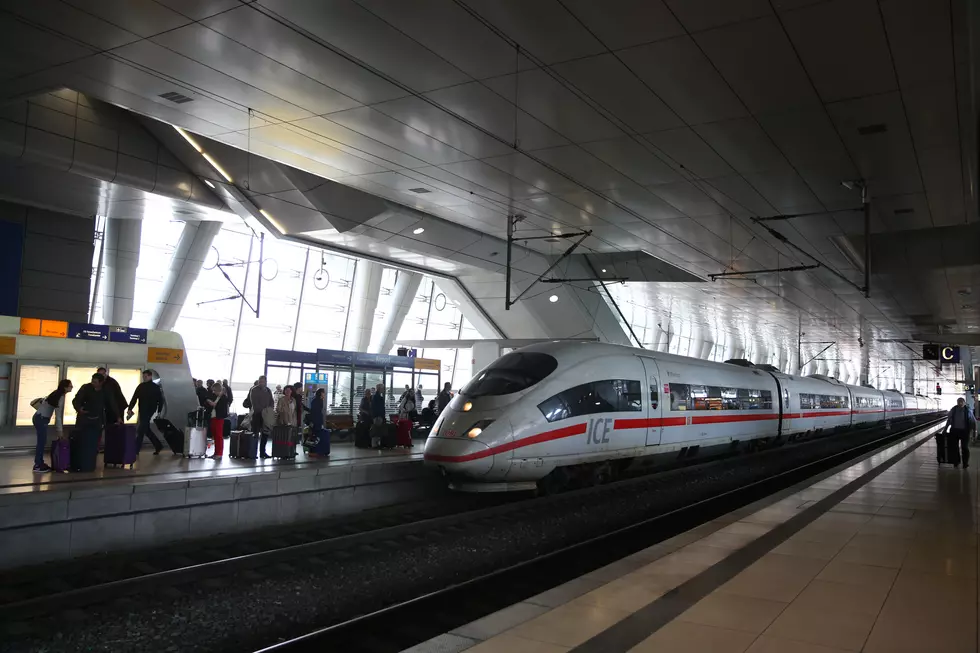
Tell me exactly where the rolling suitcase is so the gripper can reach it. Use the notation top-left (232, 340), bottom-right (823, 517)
top-left (104, 423), bottom-right (138, 468)
top-left (184, 409), bottom-right (207, 458)
top-left (154, 418), bottom-right (184, 455)
top-left (69, 428), bottom-right (99, 473)
top-left (229, 430), bottom-right (259, 459)
top-left (946, 430), bottom-right (962, 466)
top-left (936, 431), bottom-right (947, 465)
top-left (271, 425), bottom-right (298, 459)
top-left (355, 421), bottom-right (372, 449)
top-left (308, 428), bottom-right (331, 456)
top-left (396, 418), bottom-right (413, 447)
top-left (380, 423), bottom-right (398, 449)
top-left (50, 437), bottom-right (70, 473)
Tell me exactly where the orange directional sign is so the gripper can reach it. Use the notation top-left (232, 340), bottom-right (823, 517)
top-left (147, 347), bottom-right (184, 364)
top-left (18, 318), bottom-right (40, 336)
top-left (40, 320), bottom-right (68, 338)
top-left (0, 336), bottom-right (15, 355)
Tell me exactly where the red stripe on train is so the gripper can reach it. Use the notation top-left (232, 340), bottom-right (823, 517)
top-left (424, 422), bottom-right (587, 463)
top-left (690, 413), bottom-right (779, 424)
top-left (614, 417), bottom-right (686, 429)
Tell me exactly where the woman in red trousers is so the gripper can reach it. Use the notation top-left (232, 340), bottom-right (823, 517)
top-left (207, 382), bottom-right (229, 458)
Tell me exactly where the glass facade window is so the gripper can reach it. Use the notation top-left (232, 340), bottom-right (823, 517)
top-left (669, 384), bottom-right (773, 411)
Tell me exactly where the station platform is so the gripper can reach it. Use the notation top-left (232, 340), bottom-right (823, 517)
top-left (0, 440), bottom-right (434, 570)
top-left (410, 424), bottom-right (975, 653)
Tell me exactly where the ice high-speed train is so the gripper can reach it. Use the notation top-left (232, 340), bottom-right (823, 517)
top-left (423, 342), bottom-right (943, 492)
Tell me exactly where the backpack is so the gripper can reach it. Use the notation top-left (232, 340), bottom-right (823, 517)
top-left (30, 397), bottom-right (44, 410)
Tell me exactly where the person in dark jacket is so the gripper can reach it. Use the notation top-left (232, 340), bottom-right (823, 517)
top-left (31, 379), bottom-right (73, 472)
top-left (293, 381), bottom-right (304, 427)
top-left (127, 369), bottom-right (164, 455)
top-left (222, 379), bottom-right (233, 406)
top-left (309, 388), bottom-right (327, 449)
top-left (371, 383), bottom-right (386, 422)
top-left (420, 400), bottom-right (436, 427)
top-left (74, 373), bottom-right (120, 430)
top-left (437, 382), bottom-right (453, 413)
top-left (195, 379), bottom-right (209, 408)
top-left (97, 367), bottom-right (127, 424)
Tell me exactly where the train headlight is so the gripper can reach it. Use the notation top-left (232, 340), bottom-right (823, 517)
top-left (466, 419), bottom-right (494, 438)
top-left (462, 401), bottom-right (473, 412)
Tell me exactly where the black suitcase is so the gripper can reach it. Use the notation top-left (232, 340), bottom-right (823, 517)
top-left (355, 421), bottom-right (372, 449)
top-left (223, 418), bottom-right (231, 439)
top-left (380, 423), bottom-right (398, 449)
top-left (936, 432), bottom-right (947, 464)
top-left (229, 430), bottom-right (258, 459)
top-left (154, 418), bottom-right (184, 455)
top-left (69, 428), bottom-right (99, 472)
top-left (271, 425), bottom-right (298, 459)
top-left (946, 431), bottom-right (961, 466)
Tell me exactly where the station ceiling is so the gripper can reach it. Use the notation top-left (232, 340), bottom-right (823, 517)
top-left (0, 0), bottom-right (974, 380)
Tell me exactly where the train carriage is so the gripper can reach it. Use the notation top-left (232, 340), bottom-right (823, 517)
top-left (424, 341), bottom-right (944, 492)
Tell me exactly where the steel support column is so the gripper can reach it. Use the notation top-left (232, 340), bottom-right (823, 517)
top-left (342, 259), bottom-right (384, 353)
top-left (152, 220), bottom-right (222, 331)
top-left (374, 270), bottom-right (422, 354)
top-left (102, 218), bottom-right (141, 326)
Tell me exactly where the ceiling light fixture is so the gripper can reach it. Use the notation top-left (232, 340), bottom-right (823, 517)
top-left (203, 179), bottom-right (215, 189)
top-left (549, 295), bottom-right (559, 303)
top-left (259, 208), bottom-right (285, 234)
top-left (413, 227), bottom-right (425, 235)
top-left (601, 268), bottom-right (607, 273)
top-left (173, 125), bottom-right (202, 153)
top-left (202, 152), bottom-right (232, 183)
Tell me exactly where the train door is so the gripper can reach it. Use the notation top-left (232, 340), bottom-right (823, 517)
top-left (639, 358), bottom-right (662, 446)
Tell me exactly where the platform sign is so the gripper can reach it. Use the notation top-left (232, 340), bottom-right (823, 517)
top-left (147, 347), bottom-right (184, 364)
top-left (68, 322), bottom-right (108, 341)
top-left (109, 326), bottom-right (147, 344)
top-left (39, 320), bottom-right (68, 338)
top-left (941, 346), bottom-right (960, 364)
top-left (18, 318), bottom-right (40, 336)
top-left (0, 336), bottom-right (15, 355)
top-left (413, 357), bottom-right (440, 371)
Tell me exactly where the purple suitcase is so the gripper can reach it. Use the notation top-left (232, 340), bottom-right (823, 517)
top-left (104, 423), bottom-right (138, 468)
top-left (50, 437), bottom-right (70, 473)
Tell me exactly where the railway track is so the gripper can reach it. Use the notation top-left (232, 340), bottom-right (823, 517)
top-left (0, 418), bottom-right (942, 653)
top-left (258, 418), bottom-right (943, 653)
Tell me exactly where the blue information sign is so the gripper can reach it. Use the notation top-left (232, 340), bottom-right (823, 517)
top-left (109, 326), bottom-right (147, 344)
top-left (316, 348), bottom-right (414, 369)
top-left (68, 322), bottom-right (108, 341)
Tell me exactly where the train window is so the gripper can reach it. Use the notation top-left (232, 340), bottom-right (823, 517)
top-left (537, 379), bottom-right (643, 422)
top-left (669, 383), bottom-right (771, 411)
top-left (670, 383), bottom-right (689, 411)
top-left (888, 398), bottom-right (903, 409)
top-left (462, 352), bottom-right (558, 397)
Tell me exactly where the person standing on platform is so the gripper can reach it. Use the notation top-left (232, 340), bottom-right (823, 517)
top-left (97, 367), bottom-right (127, 425)
top-left (437, 382), bottom-right (453, 413)
top-left (248, 376), bottom-right (275, 459)
top-left (195, 379), bottom-right (209, 408)
top-left (31, 379), bottom-right (73, 472)
top-left (127, 370), bottom-right (163, 455)
top-left (207, 382), bottom-right (229, 459)
top-left (415, 384), bottom-right (424, 408)
top-left (73, 373), bottom-right (121, 470)
top-left (310, 388), bottom-right (327, 451)
top-left (276, 385), bottom-right (297, 426)
top-left (222, 379), bottom-right (233, 407)
top-left (292, 381), bottom-right (305, 428)
top-left (358, 388), bottom-right (372, 424)
top-left (944, 397), bottom-right (976, 469)
top-left (372, 383), bottom-right (386, 423)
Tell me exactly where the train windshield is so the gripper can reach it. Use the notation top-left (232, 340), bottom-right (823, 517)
top-left (462, 352), bottom-right (558, 397)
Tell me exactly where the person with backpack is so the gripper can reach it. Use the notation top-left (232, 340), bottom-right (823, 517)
top-left (126, 369), bottom-right (164, 455)
top-left (943, 397), bottom-right (976, 468)
top-left (247, 376), bottom-right (275, 458)
top-left (30, 379), bottom-right (73, 473)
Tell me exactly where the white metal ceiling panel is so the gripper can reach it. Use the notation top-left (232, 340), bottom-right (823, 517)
top-left (560, 0), bottom-right (684, 51)
top-left (643, 127), bottom-right (736, 179)
top-left (879, 0), bottom-right (954, 89)
top-left (701, 175), bottom-right (774, 216)
top-left (292, 116), bottom-right (430, 170)
top-left (663, 0), bottom-right (772, 32)
top-left (437, 159), bottom-right (547, 200)
top-left (694, 16), bottom-right (820, 114)
top-left (601, 185), bottom-right (687, 222)
top-left (618, 37), bottom-right (749, 125)
top-left (5, 0), bottom-right (140, 51)
top-left (424, 82), bottom-right (569, 151)
top-left (483, 70), bottom-right (624, 143)
top-left (694, 118), bottom-right (792, 175)
top-left (63, 0), bottom-right (191, 37)
top-left (549, 54), bottom-right (684, 133)
top-left (154, 0), bottom-right (241, 21)
top-left (742, 169), bottom-right (823, 213)
top-left (526, 145), bottom-right (639, 191)
top-left (458, 0), bottom-right (605, 65)
top-left (919, 146), bottom-right (966, 227)
top-left (580, 137), bottom-right (684, 186)
top-left (903, 82), bottom-right (959, 151)
top-left (258, 0), bottom-right (471, 92)
top-left (780, 0), bottom-right (897, 102)
top-left (481, 152), bottom-right (584, 196)
top-left (245, 124), bottom-right (388, 177)
top-left (647, 180), bottom-right (728, 217)
top-left (369, 96), bottom-right (513, 160)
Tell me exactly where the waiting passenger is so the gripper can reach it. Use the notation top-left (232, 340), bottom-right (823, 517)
top-left (248, 376), bottom-right (275, 459)
top-left (30, 379), bottom-right (73, 473)
top-left (73, 373), bottom-right (122, 470)
top-left (292, 381), bottom-right (304, 428)
top-left (127, 370), bottom-right (163, 455)
top-left (207, 382), bottom-right (229, 459)
top-left (415, 384), bottom-right (424, 407)
top-left (943, 397), bottom-right (976, 469)
top-left (97, 366), bottom-right (127, 424)
top-left (358, 388), bottom-right (372, 423)
top-left (222, 379), bottom-right (233, 406)
top-left (437, 382), bottom-right (452, 413)
top-left (195, 379), bottom-right (209, 408)
top-left (420, 400), bottom-right (436, 427)
top-left (372, 383), bottom-right (387, 423)
top-left (276, 385), bottom-right (297, 427)
top-left (309, 388), bottom-right (327, 448)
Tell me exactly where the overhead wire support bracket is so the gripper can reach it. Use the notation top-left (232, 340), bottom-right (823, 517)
top-left (516, 232), bottom-right (591, 241)
top-left (199, 232), bottom-right (264, 318)
top-left (506, 228), bottom-right (591, 310)
top-left (753, 208), bottom-right (863, 222)
top-left (708, 264), bottom-right (819, 281)
top-left (541, 277), bottom-right (629, 283)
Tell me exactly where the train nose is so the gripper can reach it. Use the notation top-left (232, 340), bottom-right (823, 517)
top-left (423, 436), bottom-right (494, 477)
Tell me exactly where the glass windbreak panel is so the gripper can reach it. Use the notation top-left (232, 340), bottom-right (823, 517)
top-left (462, 352), bottom-right (558, 397)
top-left (64, 365), bottom-right (103, 426)
top-left (16, 364), bottom-right (61, 426)
top-left (110, 367), bottom-right (143, 424)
